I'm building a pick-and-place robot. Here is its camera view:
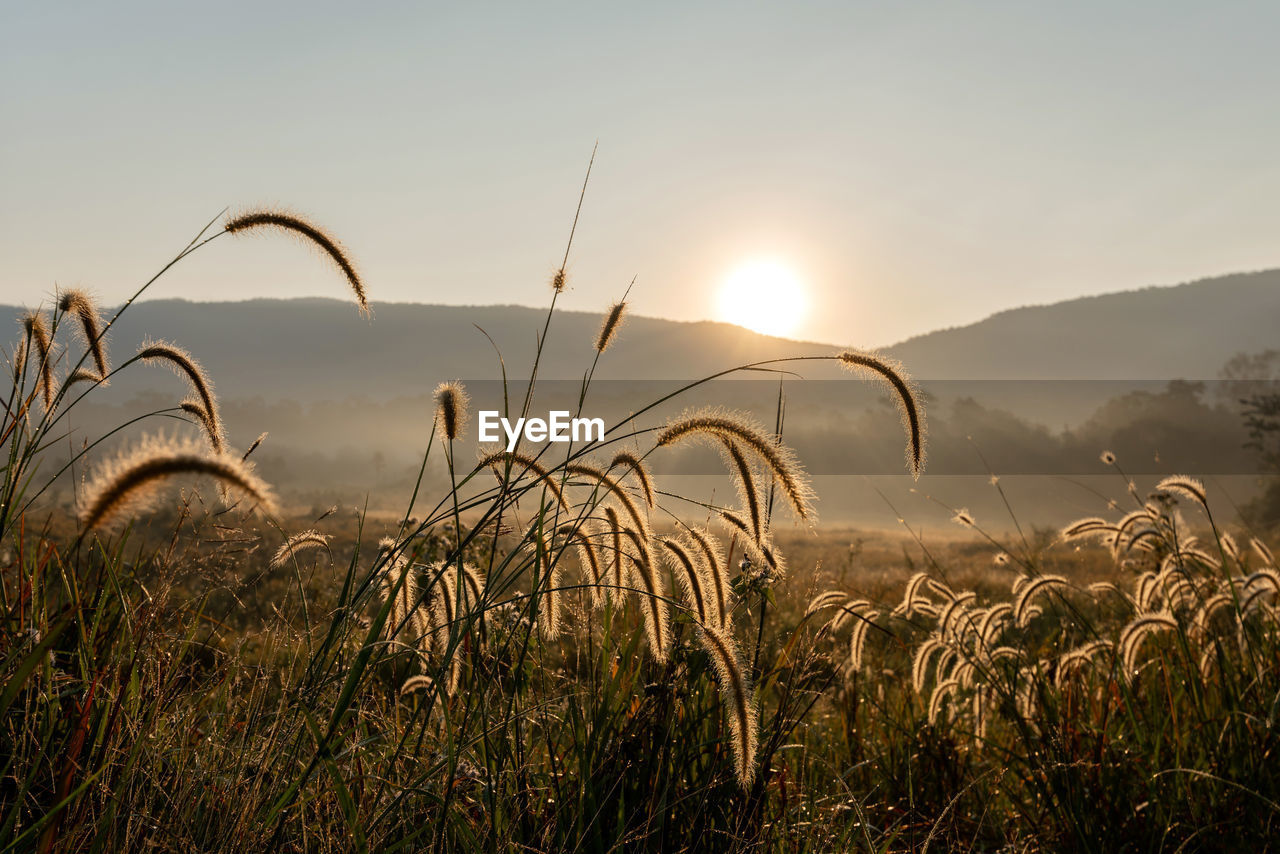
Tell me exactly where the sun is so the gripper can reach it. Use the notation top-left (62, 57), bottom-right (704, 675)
top-left (717, 259), bottom-right (808, 337)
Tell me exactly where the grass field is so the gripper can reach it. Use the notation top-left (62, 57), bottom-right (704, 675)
top-left (3, 211), bottom-right (1279, 852)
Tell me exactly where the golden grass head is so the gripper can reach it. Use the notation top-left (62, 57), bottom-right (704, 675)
top-left (657, 408), bottom-right (815, 522)
top-left (696, 624), bottom-right (758, 788)
top-left (607, 450), bottom-right (654, 508)
top-left (1252, 537), bottom-right (1275, 567)
top-left (1118, 611), bottom-right (1178, 676)
top-left (57, 287), bottom-right (109, 380)
top-left (243, 432), bottom-right (269, 461)
top-left (952, 508), bottom-right (975, 528)
top-left (271, 530), bottom-right (331, 568)
top-left (1100, 450), bottom-right (1117, 465)
top-left (64, 368), bottom-right (104, 390)
top-left (1156, 475), bottom-right (1208, 508)
top-left (837, 350), bottom-right (926, 479)
top-left (179, 398), bottom-right (226, 454)
top-left (224, 208), bottom-right (369, 315)
top-left (660, 535), bottom-right (710, 625)
top-left (434, 380), bottom-right (469, 442)
top-left (21, 311), bottom-right (55, 410)
top-left (138, 339), bottom-right (223, 448)
top-left (686, 526), bottom-right (730, 628)
top-left (79, 435), bottom-right (277, 530)
top-left (595, 300), bottom-right (627, 352)
top-left (551, 267), bottom-right (567, 294)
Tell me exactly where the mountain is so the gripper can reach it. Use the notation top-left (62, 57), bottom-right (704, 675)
top-left (4, 269), bottom-right (1276, 409)
top-left (886, 269), bottom-right (1280, 380)
top-left (3, 269), bottom-right (1274, 521)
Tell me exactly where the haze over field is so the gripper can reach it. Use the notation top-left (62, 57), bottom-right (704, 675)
top-left (8, 268), bottom-right (1275, 525)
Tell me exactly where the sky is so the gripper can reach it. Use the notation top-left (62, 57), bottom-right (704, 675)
top-left (3, 1), bottom-right (1280, 347)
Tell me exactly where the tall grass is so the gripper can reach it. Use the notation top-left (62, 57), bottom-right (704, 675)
top-left (3, 200), bottom-right (1278, 853)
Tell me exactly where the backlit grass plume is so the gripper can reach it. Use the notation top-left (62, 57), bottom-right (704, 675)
top-left (720, 438), bottom-right (764, 541)
top-left (620, 527), bottom-right (670, 660)
top-left (480, 450), bottom-right (572, 514)
top-left (434, 380), bottom-right (469, 442)
top-left (660, 535), bottom-right (711, 625)
top-left (57, 288), bottom-right (108, 380)
top-left (138, 340), bottom-right (223, 451)
top-left (1119, 612), bottom-right (1179, 677)
top-left (270, 530), bottom-right (331, 568)
top-left (656, 410), bottom-right (814, 522)
top-left (1156, 475), bottom-right (1208, 508)
top-left (224, 209), bottom-right (369, 315)
top-left (79, 436), bottom-right (277, 530)
top-left (595, 300), bottom-right (627, 352)
top-left (21, 311), bottom-right (54, 411)
top-left (696, 624), bottom-right (758, 787)
top-left (178, 400), bottom-right (225, 454)
top-left (560, 522), bottom-right (604, 605)
top-left (565, 463), bottom-right (651, 544)
top-left (607, 450), bottom-right (655, 507)
top-left (603, 505), bottom-right (629, 603)
top-left (837, 350), bottom-right (926, 478)
top-left (687, 526), bottom-right (730, 628)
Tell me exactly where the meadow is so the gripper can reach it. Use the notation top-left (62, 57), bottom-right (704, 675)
top-left (2, 207), bottom-right (1279, 853)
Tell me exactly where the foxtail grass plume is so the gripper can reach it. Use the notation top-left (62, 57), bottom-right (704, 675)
top-left (64, 369), bottom-right (104, 390)
top-left (271, 530), bottom-right (331, 568)
top-left (657, 410), bottom-right (814, 522)
top-left (1252, 537), bottom-right (1275, 566)
top-left (565, 462), bottom-right (650, 543)
top-left (912, 638), bottom-right (947, 694)
top-left (660, 536), bottom-right (710, 625)
top-left (720, 509), bottom-right (785, 579)
top-left (1119, 612), bottom-right (1178, 676)
top-left (696, 624), bottom-right (758, 787)
top-left (138, 341), bottom-right (223, 451)
top-left (620, 527), bottom-right (670, 660)
top-left (57, 288), bottom-right (108, 380)
top-left (602, 506), bottom-right (629, 603)
top-left (434, 380), bottom-right (469, 442)
top-left (720, 438), bottom-right (764, 541)
top-left (178, 400), bottom-right (226, 454)
top-left (607, 451), bottom-right (655, 507)
top-left (243, 432), bottom-right (268, 461)
top-left (595, 300), bottom-right (626, 352)
top-left (847, 610), bottom-right (878, 673)
top-left (224, 209), bottom-right (369, 315)
top-left (480, 450), bottom-right (572, 514)
top-left (1014, 575), bottom-right (1070, 627)
top-left (686, 526), bottom-right (730, 628)
top-left (1156, 475), bottom-right (1208, 508)
top-left (560, 523), bottom-right (604, 605)
top-left (79, 436), bottom-right (277, 530)
top-left (21, 311), bottom-right (54, 411)
top-left (952, 509), bottom-right (975, 528)
top-left (928, 677), bottom-right (961, 726)
top-left (837, 350), bottom-right (926, 479)
top-left (529, 532), bottom-right (563, 639)
top-left (1060, 517), bottom-right (1114, 543)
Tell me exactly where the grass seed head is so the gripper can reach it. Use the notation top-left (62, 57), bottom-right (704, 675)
top-left (79, 435), bottom-right (277, 530)
top-left (225, 208), bottom-right (369, 315)
top-left (434, 380), bottom-right (469, 442)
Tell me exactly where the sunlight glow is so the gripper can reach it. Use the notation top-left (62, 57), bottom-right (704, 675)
top-left (717, 259), bottom-right (808, 337)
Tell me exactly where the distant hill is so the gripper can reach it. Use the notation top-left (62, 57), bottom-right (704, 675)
top-left (3, 269), bottom-right (1276, 409)
top-left (886, 269), bottom-right (1280, 380)
top-left (0, 299), bottom-right (835, 403)
top-left (3, 269), bottom-right (1275, 522)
